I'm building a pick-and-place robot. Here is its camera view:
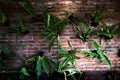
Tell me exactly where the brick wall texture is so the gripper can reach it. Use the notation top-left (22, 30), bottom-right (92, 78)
top-left (0, 0), bottom-right (120, 80)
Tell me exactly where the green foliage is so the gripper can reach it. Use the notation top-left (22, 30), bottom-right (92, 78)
top-left (57, 41), bottom-right (80, 80)
top-left (73, 17), bottom-right (96, 42)
top-left (0, 10), bottom-right (7, 25)
top-left (81, 41), bottom-right (111, 66)
top-left (97, 22), bottom-right (120, 40)
top-left (19, 0), bottom-right (36, 19)
top-left (0, 45), bottom-right (29, 80)
top-left (19, 0), bottom-right (51, 21)
top-left (0, 3), bottom-right (114, 80)
top-left (3, 15), bottom-right (31, 40)
top-left (43, 14), bottom-right (68, 51)
top-left (88, 8), bottom-right (107, 26)
top-left (58, 41), bottom-right (79, 68)
top-left (0, 42), bottom-right (28, 67)
top-left (0, 67), bottom-right (29, 80)
top-left (20, 67), bottom-right (30, 76)
top-left (0, 43), bottom-right (12, 66)
top-left (28, 54), bottom-right (56, 79)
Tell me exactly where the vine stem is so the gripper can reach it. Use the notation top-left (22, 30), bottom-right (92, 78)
top-left (57, 34), bottom-right (60, 50)
top-left (64, 72), bottom-right (67, 80)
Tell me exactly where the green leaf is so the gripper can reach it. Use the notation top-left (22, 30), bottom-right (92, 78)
top-left (81, 50), bottom-right (98, 58)
top-left (28, 56), bottom-right (36, 61)
top-left (62, 58), bottom-right (70, 68)
top-left (16, 15), bottom-right (24, 27)
top-left (97, 50), bottom-right (111, 66)
top-left (77, 17), bottom-right (89, 28)
top-left (19, 2), bottom-right (32, 15)
top-left (68, 40), bottom-right (72, 50)
top-left (16, 15), bottom-right (27, 32)
top-left (44, 56), bottom-right (56, 67)
top-left (36, 56), bottom-right (42, 78)
top-left (3, 27), bottom-right (18, 35)
top-left (2, 46), bottom-right (10, 54)
top-left (48, 36), bottom-right (57, 52)
top-left (19, 0), bottom-right (35, 18)
top-left (47, 14), bottom-right (50, 28)
top-left (41, 56), bottom-right (50, 74)
top-left (58, 63), bottom-right (63, 72)
top-left (92, 41), bottom-right (100, 50)
top-left (0, 11), bottom-right (7, 24)
top-left (57, 34), bottom-right (61, 49)
top-left (20, 67), bottom-right (30, 76)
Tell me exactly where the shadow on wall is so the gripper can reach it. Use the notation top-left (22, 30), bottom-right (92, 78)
top-left (84, 70), bottom-right (120, 80)
top-left (117, 48), bottom-right (120, 57)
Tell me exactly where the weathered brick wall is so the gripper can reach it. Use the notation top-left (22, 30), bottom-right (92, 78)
top-left (0, 0), bottom-right (120, 80)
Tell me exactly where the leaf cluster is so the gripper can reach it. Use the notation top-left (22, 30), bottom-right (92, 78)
top-left (27, 53), bottom-right (56, 79)
top-left (81, 41), bottom-right (111, 66)
top-left (88, 7), bottom-right (108, 26)
top-left (43, 14), bottom-right (68, 51)
top-left (97, 22), bottom-right (120, 40)
top-left (3, 15), bottom-right (31, 40)
top-left (0, 10), bottom-right (7, 25)
top-left (73, 17), bottom-right (97, 42)
top-left (19, 0), bottom-right (36, 19)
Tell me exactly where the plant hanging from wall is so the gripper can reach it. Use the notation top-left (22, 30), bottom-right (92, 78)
top-left (19, 0), bottom-right (37, 19)
top-left (3, 15), bottom-right (31, 40)
top-left (27, 51), bottom-right (56, 79)
top-left (97, 22), bottom-right (120, 40)
top-left (19, 0), bottom-right (52, 22)
top-left (43, 14), bottom-right (68, 51)
top-left (56, 41), bottom-right (81, 80)
top-left (72, 17), bottom-right (97, 42)
top-left (0, 1), bottom-right (116, 79)
top-left (0, 10), bottom-right (7, 25)
top-left (81, 41), bottom-right (111, 66)
top-left (87, 7), bottom-right (108, 27)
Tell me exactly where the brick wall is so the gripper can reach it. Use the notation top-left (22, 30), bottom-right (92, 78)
top-left (0, 0), bottom-right (120, 80)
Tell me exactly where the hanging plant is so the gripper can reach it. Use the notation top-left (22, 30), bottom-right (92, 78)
top-left (0, 9), bottom-right (10, 27)
top-left (54, 40), bottom-right (81, 80)
top-left (88, 8), bottom-right (107, 27)
top-left (73, 17), bottom-right (97, 42)
top-left (43, 14), bottom-right (68, 51)
top-left (27, 51), bottom-right (56, 79)
top-left (19, 0), bottom-right (36, 19)
top-left (81, 41), bottom-right (111, 66)
top-left (19, 0), bottom-right (52, 22)
top-left (0, 10), bottom-right (7, 25)
top-left (3, 15), bottom-right (31, 40)
top-left (97, 22), bottom-right (120, 41)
